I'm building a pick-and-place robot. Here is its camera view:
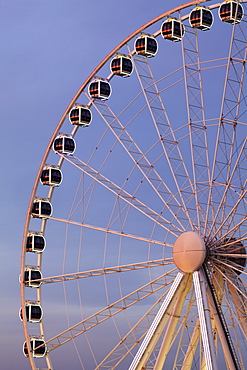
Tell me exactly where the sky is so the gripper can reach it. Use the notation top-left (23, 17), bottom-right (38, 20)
top-left (0, 2), bottom-right (183, 368)
top-left (0, 1), bottom-right (246, 369)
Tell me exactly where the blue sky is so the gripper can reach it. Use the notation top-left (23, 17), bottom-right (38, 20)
top-left (0, 1), bottom-right (246, 369)
top-left (0, 2), bottom-right (183, 368)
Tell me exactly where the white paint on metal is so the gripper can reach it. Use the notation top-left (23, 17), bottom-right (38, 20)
top-left (128, 272), bottom-right (185, 370)
top-left (193, 269), bottom-right (218, 370)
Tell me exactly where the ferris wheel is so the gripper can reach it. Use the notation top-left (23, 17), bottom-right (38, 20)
top-left (20, 1), bottom-right (247, 369)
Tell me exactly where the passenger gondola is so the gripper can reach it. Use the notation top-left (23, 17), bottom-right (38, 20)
top-left (23, 268), bottom-right (42, 288)
top-left (69, 105), bottom-right (92, 126)
top-left (88, 79), bottom-right (111, 99)
top-left (26, 233), bottom-right (46, 253)
top-left (53, 135), bottom-right (76, 154)
top-left (161, 18), bottom-right (185, 42)
top-left (31, 199), bottom-right (52, 218)
top-left (40, 166), bottom-right (63, 186)
top-left (23, 338), bottom-right (46, 358)
top-left (219, 1), bottom-right (244, 24)
top-left (110, 55), bottom-right (133, 77)
top-left (134, 35), bottom-right (158, 57)
top-left (19, 303), bottom-right (43, 323)
top-left (189, 7), bottom-right (214, 30)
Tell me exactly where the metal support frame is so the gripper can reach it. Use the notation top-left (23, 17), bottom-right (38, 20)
top-left (91, 98), bottom-right (183, 237)
top-left (131, 52), bottom-right (196, 232)
top-left (180, 22), bottom-right (210, 235)
top-left (153, 274), bottom-right (193, 370)
top-left (206, 6), bottom-right (247, 238)
top-left (206, 278), bottom-right (240, 370)
top-left (193, 269), bottom-right (218, 370)
top-left (128, 272), bottom-right (188, 370)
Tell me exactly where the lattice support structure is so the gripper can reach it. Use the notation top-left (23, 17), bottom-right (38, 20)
top-left (131, 52), bottom-right (197, 231)
top-left (207, 5), bottom-right (247, 237)
top-left (181, 23), bottom-right (210, 234)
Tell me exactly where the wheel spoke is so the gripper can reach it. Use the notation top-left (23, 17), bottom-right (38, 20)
top-left (212, 215), bottom-right (247, 247)
top-left (207, 10), bottom-right (247, 236)
top-left (227, 276), bottom-right (247, 340)
top-left (59, 153), bottom-right (183, 235)
top-left (131, 51), bottom-right (195, 231)
top-left (90, 98), bottom-right (187, 233)
top-left (208, 137), bottom-right (247, 238)
top-left (47, 214), bottom-right (173, 247)
top-left (32, 258), bottom-right (174, 284)
top-left (39, 270), bottom-right (177, 352)
top-left (181, 23), bottom-right (210, 233)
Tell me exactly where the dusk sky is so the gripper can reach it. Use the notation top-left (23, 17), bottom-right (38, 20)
top-left (1, 1), bottom-right (246, 369)
top-left (0, 2), bottom-right (182, 368)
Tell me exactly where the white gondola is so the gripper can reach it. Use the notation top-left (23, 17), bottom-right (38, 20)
top-left (40, 166), bottom-right (63, 186)
top-left (219, 0), bottom-right (244, 24)
top-left (189, 7), bottom-right (214, 30)
top-left (26, 233), bottom-right (46, 253)
top-left (19, 303), bottom-right (43, 323)
top-left (134, 35), bottom-right (158, 57)
top-left (31, 199), bottom-right (52, 218)
top-left (88, 79), bottom-right (111, 100)
top-left (161, 18), bottom-right (185, 42)
top-left (69, 105), bottom-right (92, 126)
top-left (23, 268), bottom-right (42, 288)
top-left (23, 338), bottom-right (46, 358)
top-left (110, 55), bottom-right (133, 77)
top-left (53, 134), bottom-right (76, 155)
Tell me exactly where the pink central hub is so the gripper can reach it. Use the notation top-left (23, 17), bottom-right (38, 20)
top-left (173, 231), bottom-right (206, 273)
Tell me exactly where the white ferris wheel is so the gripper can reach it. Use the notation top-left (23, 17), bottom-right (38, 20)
top-left (20, 1), bottom-right (247, 369)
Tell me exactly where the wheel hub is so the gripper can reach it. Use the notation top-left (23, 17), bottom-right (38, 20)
top-left (173, 231), bottom-right (206, 273)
